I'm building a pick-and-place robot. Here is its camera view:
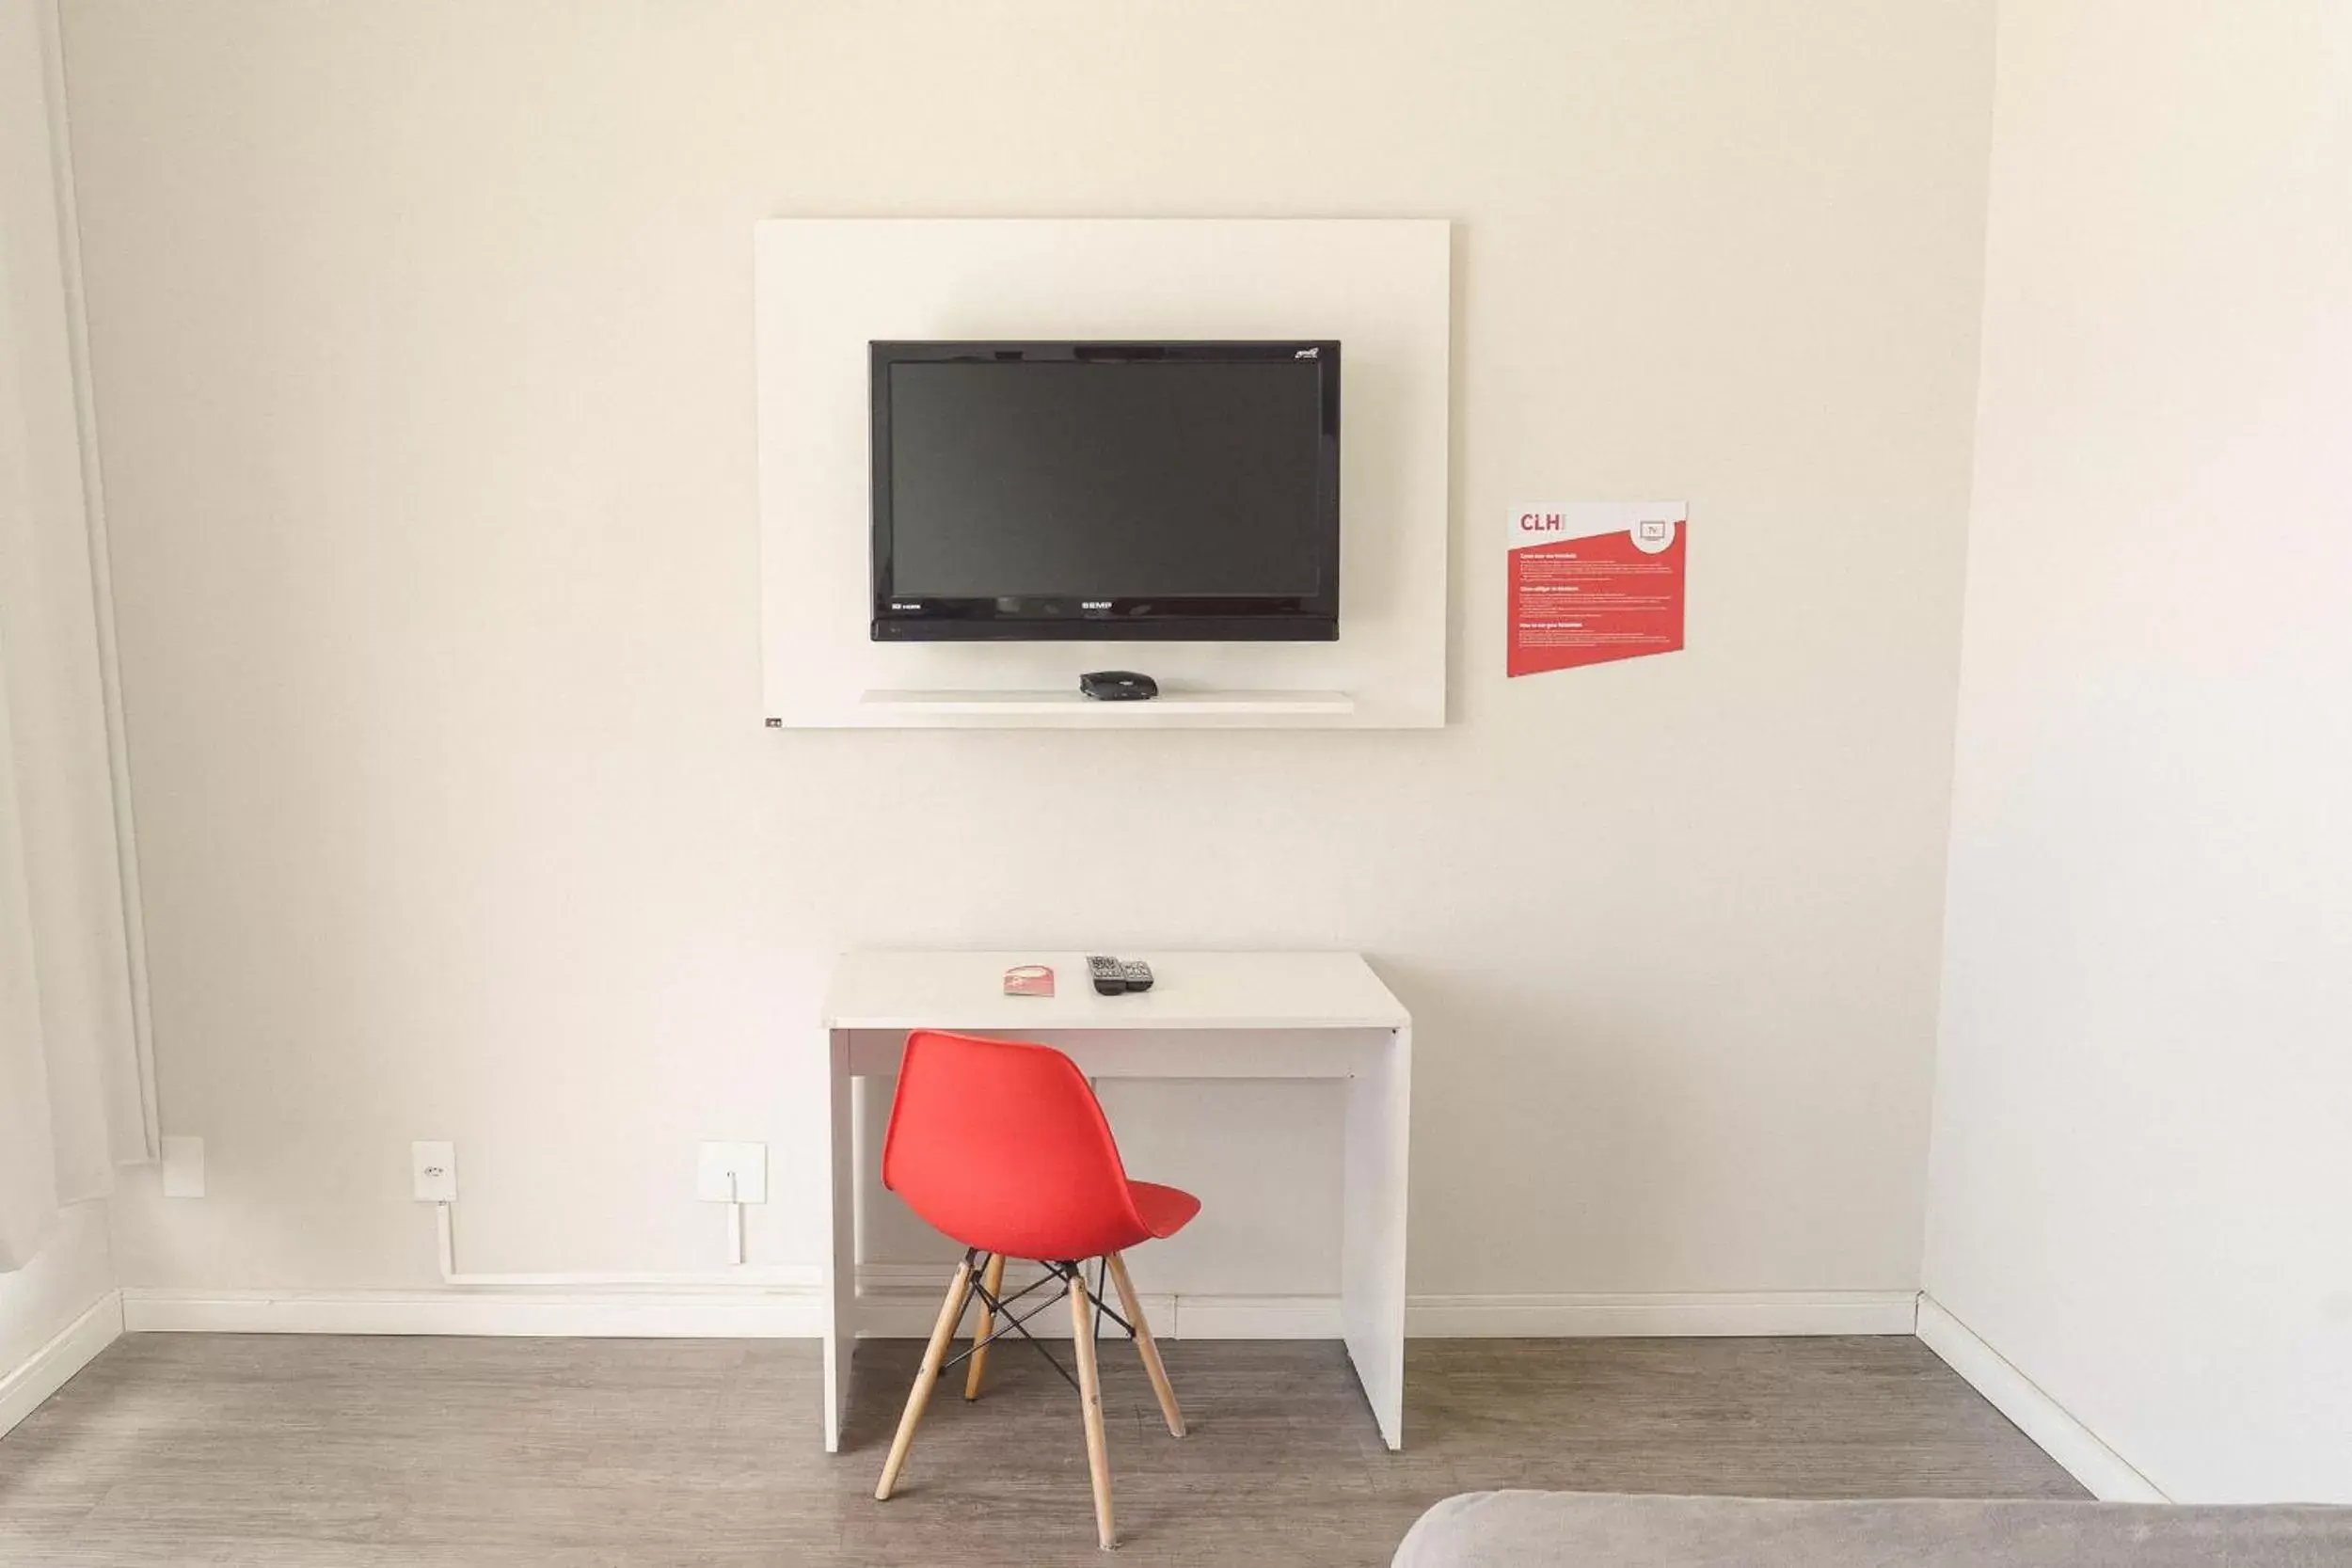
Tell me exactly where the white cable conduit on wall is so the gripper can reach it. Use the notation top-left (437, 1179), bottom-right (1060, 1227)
top-left (431, 1198), bottom-right (804, 1290)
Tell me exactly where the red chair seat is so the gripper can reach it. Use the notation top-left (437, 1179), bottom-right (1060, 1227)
top-left (1127, 1180), bottom-right (1200, 1242)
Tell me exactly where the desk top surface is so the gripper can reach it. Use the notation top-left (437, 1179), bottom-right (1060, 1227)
top-left (823, 950), bottom-right (1409, 1031)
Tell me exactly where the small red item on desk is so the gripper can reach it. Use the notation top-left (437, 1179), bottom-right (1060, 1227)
top-left (1002, 964), bottom-right (1055, 997)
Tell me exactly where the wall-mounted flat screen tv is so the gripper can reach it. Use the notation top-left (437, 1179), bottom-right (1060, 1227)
top-left (869, 341), bottom-right (1341, 641)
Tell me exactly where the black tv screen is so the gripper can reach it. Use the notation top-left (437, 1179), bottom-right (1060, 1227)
top-left (870, 341), bottom-right (1341, 641)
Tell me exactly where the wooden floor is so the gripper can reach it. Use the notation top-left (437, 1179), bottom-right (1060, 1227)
top-left (0, 1333), bottom-right (2080, 1566)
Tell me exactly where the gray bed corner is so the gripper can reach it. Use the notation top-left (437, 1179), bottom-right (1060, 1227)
top-left (1392, 1491), bottom-right (2352, 1568)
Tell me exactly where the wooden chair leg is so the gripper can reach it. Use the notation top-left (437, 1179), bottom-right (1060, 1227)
top-left (875, 1257), bottom-right (974, 1501)
top-left (1106, 1251), bottom-right (1184, 1438)
top-left (962, 1252), bottom-right (1009, 1402)
top-left (1070, 1264), bottom-right (1115, 1549)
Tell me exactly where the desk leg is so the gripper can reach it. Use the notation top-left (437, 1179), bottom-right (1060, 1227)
top-left (1341, 1024), bottom-right (1410, 1450)
top-left (821, 1028), bottom-right (856, 1453)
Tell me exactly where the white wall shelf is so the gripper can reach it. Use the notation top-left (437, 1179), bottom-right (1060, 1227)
top-left (854, 689), bottom-right (1357, 725)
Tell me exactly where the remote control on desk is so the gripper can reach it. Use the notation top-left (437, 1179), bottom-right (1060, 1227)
top-left (1119, 959), bottom-right (1153, 993)
top-left (1087, 955), bottom-right (1127, 995)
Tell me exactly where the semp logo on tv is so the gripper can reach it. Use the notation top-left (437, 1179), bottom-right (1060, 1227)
top-left (1293, 346), bottom-right (1319, 359)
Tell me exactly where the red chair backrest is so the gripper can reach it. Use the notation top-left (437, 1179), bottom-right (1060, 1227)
top-left (881, 1029), bottom-right (1147, 1262)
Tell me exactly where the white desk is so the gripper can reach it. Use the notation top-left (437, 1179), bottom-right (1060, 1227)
top-left (819, 950), bottom-right (1412, 1452)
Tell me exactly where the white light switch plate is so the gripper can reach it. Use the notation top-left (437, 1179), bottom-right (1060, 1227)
top-left (697, 1141), bottom-right (767, 1204)
top-left (160, 1134), bottom-right (205, 1197)
top-left (411, 1140), bottom-right (457, 1202)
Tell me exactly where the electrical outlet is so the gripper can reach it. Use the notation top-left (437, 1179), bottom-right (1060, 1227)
top-left (161, 1134), bottom-right (205, 1198)
top-left (411, 1140), bottom-right (457, 1202)
top-left (697, 1141), bottom-right (767, 1204)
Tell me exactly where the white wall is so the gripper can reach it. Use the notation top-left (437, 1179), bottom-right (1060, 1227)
top-left (64, 2), bottom-right (1994, 1308)
top-left (1925, 2), bottom-right (2352, 1503)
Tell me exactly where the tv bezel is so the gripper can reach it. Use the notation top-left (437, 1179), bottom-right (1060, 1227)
top-left (868, 340), bottom-right (1342, 642)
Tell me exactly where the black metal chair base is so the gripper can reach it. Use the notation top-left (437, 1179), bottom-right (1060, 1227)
top-left (938, 1249), bottom-right (1134, 1395)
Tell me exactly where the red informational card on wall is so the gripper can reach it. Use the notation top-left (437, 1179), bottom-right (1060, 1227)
top-left (1506, 501), bottom-right (1688, 677)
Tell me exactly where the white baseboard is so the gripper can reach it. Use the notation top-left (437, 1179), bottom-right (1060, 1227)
top-left (1406, 1289), bottom-right (1919, 1338)
top-left (849, 1272), bottom-right (1910, 1339)
top-left (68, 1278), bottom-right (2165, 1508)
top-left (0, 1289), bottom-right (124, 1438)
top-left (847, 1262), bottom-right (1343, 1338)
top-left (1176, 1292), bottom-right (1346, 1338)
top-left (118, 1278), bottom-right (1914, 1343)
top-left (1915, 1294), bottom-right (2166, 1501)
top-left (120, 1287), bottom-right (825, 1338)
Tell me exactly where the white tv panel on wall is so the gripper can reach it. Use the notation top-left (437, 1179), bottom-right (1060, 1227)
top-left (755, 218), bottom-right (1451, 730)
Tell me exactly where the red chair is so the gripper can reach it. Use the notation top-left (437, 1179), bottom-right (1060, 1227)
top-left (873, 1028), bottom-right (1199, 1549)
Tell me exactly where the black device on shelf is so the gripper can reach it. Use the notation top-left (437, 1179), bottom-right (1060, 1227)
top-left (1079, 670), bottom-right (1157, 702)
top-left (869, 341), bottom-right (1342, 642)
